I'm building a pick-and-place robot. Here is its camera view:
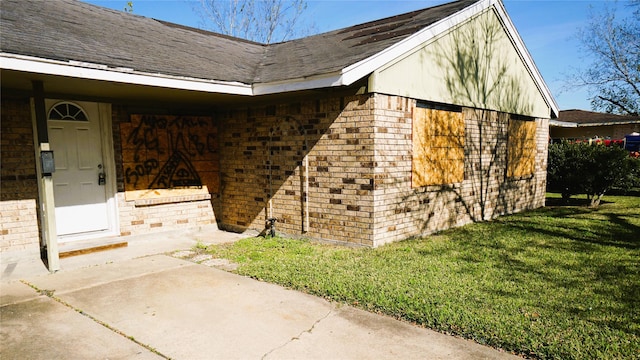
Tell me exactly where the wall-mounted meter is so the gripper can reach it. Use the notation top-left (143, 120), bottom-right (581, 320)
top-left (40, 151), bottom-right (55, 175)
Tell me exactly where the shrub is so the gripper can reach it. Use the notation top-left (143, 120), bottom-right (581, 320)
top-left (547, 140), bottom-right (640, 206)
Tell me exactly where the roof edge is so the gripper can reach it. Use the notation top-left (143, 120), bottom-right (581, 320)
top-left (492, 0), bottom-right (559, 118)
top-left (340, 0), bottom-right (489, 86)
top-left (337, 0), bottom-right (559, 119)
top-left (549, 120), bottom-right (578, 128)
top-left (0, 53), bottom-right (253, 96)
top-left (252, 72), bottom-right (344, 95)
top-left (1, 0), bottom-right (561, 110)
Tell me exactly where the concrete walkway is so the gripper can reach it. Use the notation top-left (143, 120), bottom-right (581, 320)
top-left (1, 227), bottom-right (519, 359)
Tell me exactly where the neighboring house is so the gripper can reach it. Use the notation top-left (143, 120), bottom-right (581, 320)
top-left (1, 0), bottom-right (558, 270)
top-left (550, 110), bottom-right (640, 141)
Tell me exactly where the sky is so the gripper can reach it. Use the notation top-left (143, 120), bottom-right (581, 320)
top-left (82, 0), bottom-right (633, 111)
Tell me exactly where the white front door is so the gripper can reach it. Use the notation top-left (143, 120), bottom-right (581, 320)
top-left (47, 101), bottom-right (112, 239)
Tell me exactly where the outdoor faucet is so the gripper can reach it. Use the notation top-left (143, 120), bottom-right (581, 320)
top-left (266, 217), bottom-right (277, 237)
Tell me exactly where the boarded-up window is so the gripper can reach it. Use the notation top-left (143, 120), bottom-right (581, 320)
top-left (412, 104), bottom-right (464, 187)
top-left (119, 115), bottom-right (220, 201)
top-left (507, 117), bottom-right (537, 178)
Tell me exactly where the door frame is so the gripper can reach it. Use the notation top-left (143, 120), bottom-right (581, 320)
top-left (43, 99), bottom-right (120, 242)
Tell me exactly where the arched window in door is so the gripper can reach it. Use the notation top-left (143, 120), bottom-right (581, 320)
top-left (48, 102), bottom-right (88, 121)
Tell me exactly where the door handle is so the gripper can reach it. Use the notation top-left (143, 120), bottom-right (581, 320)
top-left (97, 164), bottom-right (106, 185)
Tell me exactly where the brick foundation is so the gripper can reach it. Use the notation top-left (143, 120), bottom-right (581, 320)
top-left (0, 200), bottom-right (40, 252)
top-left (116, 191), bottom-right (216, 237)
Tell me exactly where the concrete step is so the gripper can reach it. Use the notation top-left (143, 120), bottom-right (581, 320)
top-left (59, 238), bottom-right (128, 259)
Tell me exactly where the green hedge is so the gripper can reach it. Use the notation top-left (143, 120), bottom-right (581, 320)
top-left (547, 141), bottom-right (640, 206)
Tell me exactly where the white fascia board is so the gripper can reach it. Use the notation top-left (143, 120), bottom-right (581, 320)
top-left (339, 0), bottom-right (492, 86)
top-left (492, 0), bottom-right (559, 118)
top-left (549, 120), bottom-right (577, 128)
top-left (252, 0), bottom-right (493, 96)
top-left (252, 72), bottom-right (344, 95)
top-left (339, 0), bottom-right (559, 119)
top-left (577, 120), bottom-right (640, 127)
top-left (0, 53), bottom-right (253, 96)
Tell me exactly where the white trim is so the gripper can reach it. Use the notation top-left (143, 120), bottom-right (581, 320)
top-left (492, 0), bottom-right (559, 118)
top-left (252, 1), bottom-right (490, 95)
top-left (30, 99), bottom-right (61, 271)
top-left (549, 120), bottom-right (577, 128)
top-left (252, 0), bottom-right (560, 120)
top-left (98, 102), bottom-right (120, 238)
top-left (340, 0), bottom-right (489, 86)
top-left (253, 73), bottom-right (344, 95)
top-left (1, 0), bottom-right (559, 116)
top-left (337, 0), bottom-right (558, 118)
top-left (1, 53), bottom-right (253, 96)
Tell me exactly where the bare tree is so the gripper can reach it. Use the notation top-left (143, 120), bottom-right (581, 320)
top-left (195, 0), bottom-right (310, 44)
top-left (570, 1), bottom-right (639, 115)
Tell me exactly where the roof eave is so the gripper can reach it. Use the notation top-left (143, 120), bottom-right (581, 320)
top-left (252, 72), bottom-right (345, 95)
top-left (576, 121), bottom-right (640, 127)
top-left (340, 0), bottom-right (490, 87)
top-left (549, 120), bottom-right (578, 128)
top-left (1, 0), bottom-right (561, 111)
top-left (0, 53), bottom-right (253, 96)
top-left (338, 0), bottom-right (559, 119)
top-left (492, 0), bottom-right (559, 118)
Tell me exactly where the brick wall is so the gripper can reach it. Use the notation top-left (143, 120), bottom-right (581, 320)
top-left (371, 94), bottom-right (548, 247)
top-left (217, 92), bottom-right (547, 247)
top-left (0, 92), bottom-right (549, 251)
top-left (116, 193), bottom-right (215, 236)
top-left (0, 96), bottom-right (41, 252)
top-left (0, 200), bottom-right (39, 252)
top-left (218, 93), bottom-right (376, 246)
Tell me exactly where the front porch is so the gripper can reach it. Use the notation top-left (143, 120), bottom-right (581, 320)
top-left (0, 225), bottom-right (257, 282)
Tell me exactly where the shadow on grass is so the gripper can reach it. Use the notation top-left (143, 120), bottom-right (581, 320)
top-left (514, 196), bottom-right (640, 250)
top-left (463, 197), bottom-right (640, 340)
top-left (544, 197), bottom-right (613, 207)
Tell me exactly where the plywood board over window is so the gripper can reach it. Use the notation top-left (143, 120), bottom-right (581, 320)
top-left (119, 115), bottom-right (220, 203)
top-left (507, 117), bottom-right (537, 178)
top-left (412, 104), bottom-right (464, 187)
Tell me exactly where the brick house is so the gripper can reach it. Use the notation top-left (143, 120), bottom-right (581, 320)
top-left (1, 0), bottom-right (557, 270)
top-left (550, 110), bottom-right (640, 141)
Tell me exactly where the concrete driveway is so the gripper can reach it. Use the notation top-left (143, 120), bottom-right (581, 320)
top-left (1, 233), bottom-right (519, 359)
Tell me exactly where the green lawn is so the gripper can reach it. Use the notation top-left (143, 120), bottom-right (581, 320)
top-left (204, 194), bottom-right (640, 359)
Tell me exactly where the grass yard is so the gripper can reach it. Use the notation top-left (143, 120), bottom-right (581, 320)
top-left (204, 194), bottom-right (639, 359)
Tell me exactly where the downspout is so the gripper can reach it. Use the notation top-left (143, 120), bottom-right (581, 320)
top-left (267, 129), bottom-right (276, 236)
top-left (265, 118), bottom-right (309, 235)
top-left (268, 132), bottom-right (273, 221)
top-left (303, 153), bottom-right (309, 233)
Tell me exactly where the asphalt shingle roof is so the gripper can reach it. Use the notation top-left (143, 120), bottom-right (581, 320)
top-left (557, 110), bottom-right (640, 125)
top-left (1, 0), bottom-right (265, 83)
top-left (1, 0), bottom-right (477, 85)
top-left (255, 0), bottom-right (477, 83)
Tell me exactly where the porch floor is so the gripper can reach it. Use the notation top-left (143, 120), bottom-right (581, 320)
top-left (1, 225), bottom-right (259, 282)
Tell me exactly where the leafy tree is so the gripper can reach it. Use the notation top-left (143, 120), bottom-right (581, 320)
top-left (194, 0), bottom-right (311, 44)
top-left (571, 1), bottom-right (639, 115)
top-left (547, 141), bottom-right (640, 206)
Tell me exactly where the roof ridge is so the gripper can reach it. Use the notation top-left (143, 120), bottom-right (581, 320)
top-left (154, 19), bottom-right (266, 46)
